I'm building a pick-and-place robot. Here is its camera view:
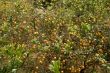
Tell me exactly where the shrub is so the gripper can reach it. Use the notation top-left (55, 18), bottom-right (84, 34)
top-left (0, 0), bottom-right (110, 73)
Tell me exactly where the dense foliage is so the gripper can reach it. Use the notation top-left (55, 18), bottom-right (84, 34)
top-left (0, 0), bottom-right (110, 73)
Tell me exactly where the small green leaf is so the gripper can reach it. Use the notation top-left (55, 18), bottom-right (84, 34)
top-left (81, 23), bottom-right (91, 31)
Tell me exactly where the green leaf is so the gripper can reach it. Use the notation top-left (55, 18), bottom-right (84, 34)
top-left (49, 60), bottom-right (60, 73)
top-left (81, 23), bottom-right (91, 31)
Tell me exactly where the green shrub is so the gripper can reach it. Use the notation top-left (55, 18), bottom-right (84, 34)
top-left (0, 0), bottom-right (110, 73)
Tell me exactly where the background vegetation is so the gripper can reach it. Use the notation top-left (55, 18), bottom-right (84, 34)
top-left (0, 0), bottom-right (110, 73)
